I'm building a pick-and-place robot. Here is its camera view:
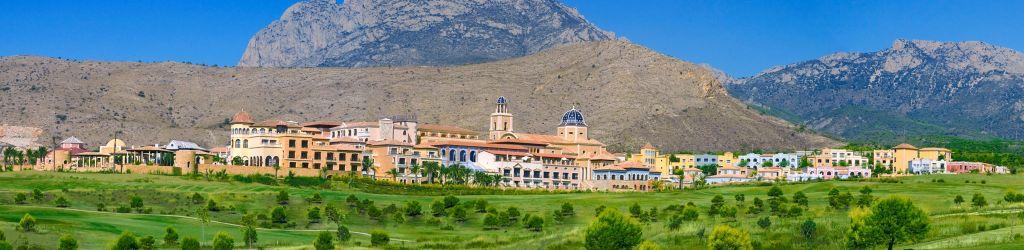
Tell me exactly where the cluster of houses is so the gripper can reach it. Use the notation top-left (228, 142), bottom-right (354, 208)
top-left (0, 96), bottom-right (1010, 191)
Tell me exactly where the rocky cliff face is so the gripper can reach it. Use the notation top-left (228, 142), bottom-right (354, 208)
top-left (728, 39), bottom-right (1024, 142)
top-left (1, 41), bottom-right (835, 152)
top-left (238, 0), bottom-right (614, 68)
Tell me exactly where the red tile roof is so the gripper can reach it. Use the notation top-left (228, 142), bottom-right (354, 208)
top-left (419, 124), bottom-right (479, 135)
top-left (230, 110), bottom-right (254, 124)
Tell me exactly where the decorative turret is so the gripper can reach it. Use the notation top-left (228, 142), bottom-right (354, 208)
top-left (489, 96), bottom-right (514, 140)
top-left (559, 106), bottom-right (587, 127)
top-left (557, 106), bottom-right (589, 142)
top-left (230, 110), bottom-right (254, 124)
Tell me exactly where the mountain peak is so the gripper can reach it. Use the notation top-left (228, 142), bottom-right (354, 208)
top-left (239, 0), bottom-right (614, 68)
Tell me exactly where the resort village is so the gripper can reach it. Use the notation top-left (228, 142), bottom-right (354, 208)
top-left (0, 97), bottom-right (1010, 192)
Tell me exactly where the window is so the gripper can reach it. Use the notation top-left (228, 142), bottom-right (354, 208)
top-left (326, 153), bottom-right (334, 160)
top-left (314, 152), bottom-right (321, 160)
top-left (572, 173), bottom-right (578, 180)
top-left (288, 151), bottom-right (296, 159)
top-left (338, 153), bottom-right (345, 161)
top-left (289, 162), bottom-right (296, 168)
top-left (300, 152), bottom-right (308, 159)
top-left (302, 163), bottom-right (309, 168)
top-left (469, 151), bottom-right (477, 162)
top-left (288, 140), bottom-right (296, 147)
top-left (243, 140), bottom-right (248, 148)
top-left (313, 163), bottom-right (321, 169)
top-left (459, 150), bottom-right (466, 162)
top-left (301, 140), bottom-right (309, 148)
top-left (351, 154), bottom-right (358, 161)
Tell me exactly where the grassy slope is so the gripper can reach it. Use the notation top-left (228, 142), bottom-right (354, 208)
top-left (0, 171), bottom-right (1023, 249)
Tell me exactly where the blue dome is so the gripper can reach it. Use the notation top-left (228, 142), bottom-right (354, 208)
top-left (559, 106), bottom-right (587, 127)
top-left (496, 96), bottom-right (507, 104)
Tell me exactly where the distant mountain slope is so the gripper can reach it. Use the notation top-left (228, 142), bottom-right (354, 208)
top-left (1, 41), bottom-right (835, 152)
top-left (728, 39), bottom-right (1024, 142)
top-left (238, 0), bottom-right (614, 68)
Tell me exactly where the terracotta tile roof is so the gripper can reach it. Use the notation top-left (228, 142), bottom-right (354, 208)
top-left (919, 147), bottom-right (950, 152)
top-left (419, 124), bottom-right (479, 135)
top-left (534, 152), bottom-right (575, 159)
top-left (253, 120), bottom-right (294, 127)
top-left (483, 149), bottom-right (532, 157)
top-left (413, 144), bottom-right (437, 149)
top-left (300, 121), bottom-right (342, 128)
top-left (894, 143), bottom-right (918, 150)
top-left (209, 147), bottom-right (229, 153)
top-left (515, 133), bottom-right (606, 146)
top-left (641, 143), bottom-right (656, 150)
top-left (427, 140), bottom-right (528, 151)
top-left (367, 139), bottom-right (413, 147)
top-left (74, 151), bottom-right (110, 157)
top-left (490, 138), bottom-right (551, 146)
top-left (230, 110), bottom-right (254, 124)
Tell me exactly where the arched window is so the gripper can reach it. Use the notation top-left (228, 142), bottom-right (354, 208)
top-left (459, 150), bottom-right (467, 162)
top-left (469, 151), bottom-right (477, 162)
top-left (449, 149), bottom-right (456, 162)
top-left (243, 139), bottom-right (248, 148)
top-left (234, 139), bottom-right (241, 148)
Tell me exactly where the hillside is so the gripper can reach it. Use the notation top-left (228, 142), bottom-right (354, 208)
top-left (728, 39), bottom-right (1024, 142)
top-left (238, 0), bottom-right (614, 68)
top-left (0, 41), bottom-right (835, 152)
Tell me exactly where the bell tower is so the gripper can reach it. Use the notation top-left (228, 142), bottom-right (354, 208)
top-left (489, 96), bottom-right (514, 140)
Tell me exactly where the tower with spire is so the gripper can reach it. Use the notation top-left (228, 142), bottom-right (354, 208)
top-left (488, 96), bottom-right (514, 140)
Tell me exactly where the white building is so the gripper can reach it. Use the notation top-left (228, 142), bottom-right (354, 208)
top-left (909, 159), bottom-right (947, 174)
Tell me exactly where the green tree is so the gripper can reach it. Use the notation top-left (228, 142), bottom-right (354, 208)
top-left (864, 197), bottom-right (930, 250)
top-left (525, 216), bottom-right (544, 232)
top-left (629, 203), bottom-right (643, 218)
top-left (972, 193), bottom-right (987, 208)
top-left (431, 200), bottom-right (447, 217)
top-left (324, 204), bottom-right (342, 225)
top-left (443, 195), bottom-right (460, 208)
top-left (17, 213), bottom-right (35, 232)
top-left (405, 201), bottom-right (423, 217)
top-left (560, 202), bottom-right (575, 217)
top-left (793, 191), bottom-right (808, 207)
top-left (585, 209), bottom-right (643, 250)
top-left (276, 190), bottom-right (289, 205)
top-left (55, 196), bottom-right (70, 208)
top-left (681, 206), bottom-right (700, 221)
top-left (212, 232), bottom-right (234, 250)
top-left (179, 237), bottom-right (200, 250)
top-left (757, 216), bottom-right (771, 229)
top-left (272, 206), bottom-right (288, 224)
top-left (130, 196), bottom-right (144, 211)
top-left (13, 193), bottom-right (26, 204)
top-left (801, 219), bottom-right (817, 241)
top-left (452, 206), bottom-right (468, 223)
top-left (954, 195), bottom-right (965, 206)
top-left (314, 231), bottom-right (333, 250)
top-left (336, 225), bottom-right (351, 242)
top-left (242, 226), bottom-right (257, 248)
top-left (110, 232), bottom-right (139, 250)
top-left (139, 236), bottom-right (156, 250)
top-left (370, 230), bottom-right (389, 246)
top-left (163, 226), bottom-right (179, 245)
top-left (58, 234), bottom-right (78, 250)
top-left (707, 224), bottom-right (753, 250)
top-left (308, 206), bottom-right (322, 224)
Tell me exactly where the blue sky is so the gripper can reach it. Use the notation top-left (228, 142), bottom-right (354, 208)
top-left (1, 0), bottom-right (1021, 77)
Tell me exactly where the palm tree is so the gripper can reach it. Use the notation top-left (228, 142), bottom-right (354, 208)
top-left (273, 163), bottom-right (281, 177)
top-left (409, 164), bottom-right (422, 184)
top-left (422, 161), bottom-right (440, 184)
top-left (387, 168), bottom-right (399, 182)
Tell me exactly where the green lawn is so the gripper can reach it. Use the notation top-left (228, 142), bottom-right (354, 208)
top-left (0, 171), bottom-right (1023, 249)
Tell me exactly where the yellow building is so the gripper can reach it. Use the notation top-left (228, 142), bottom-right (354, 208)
top-left (892, 144), bottom-right (919, 174)
top-left (718, 152), bottom-right (738, 168)
top-left (919, 147), bottom-right (952, 161)
top-left (872, 149), bottom-right (895, 168)
top-left (227, 111), bottom-right (364, 177)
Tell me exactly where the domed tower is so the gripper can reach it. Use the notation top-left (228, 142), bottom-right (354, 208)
top-left (488, 96), bottom-right (514, 140)
top-left (557, 106), bottom-right (588, 142)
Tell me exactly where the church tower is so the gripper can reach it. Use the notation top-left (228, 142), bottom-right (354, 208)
top-left (489, 96), bottom-right (514, 140)
top-left (557, 106), bottom-right (588, 142)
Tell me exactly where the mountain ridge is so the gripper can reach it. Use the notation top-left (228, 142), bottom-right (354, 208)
top-left (728, 39), bottom-right (1024, 142)
top-left (239, 0), bottom-right (615, 68)
top-left (1, 41), bottom-right (836, 152)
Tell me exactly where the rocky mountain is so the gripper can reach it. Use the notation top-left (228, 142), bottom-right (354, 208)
top-left (238, 0), bottom-right (614, 68)
top-left (728, 39), bottom-right (1024, 142)
top-left (0, 41), bottom-right (835, 152)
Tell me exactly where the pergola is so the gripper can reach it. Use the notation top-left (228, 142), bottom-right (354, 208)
top-left (127, 146), bottom-right (172, 165)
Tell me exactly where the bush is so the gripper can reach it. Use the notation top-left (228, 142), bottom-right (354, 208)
top-left (18, 214), bottom-right (36, 232)
top-left (14, 193), bottom-right (27, 204)
top-left (708, 224), bottom-right (753, 250)
top-left (276, 190), bottom-right (290, 205)
top-left (370, 230), bottom-right (390, 246)
top-left (475, 199), bottom-right (488, 213)
top-left (163, 226), bottom-right (179, 245)
top-left (314, 231), bottom-right (333, 250)
top-left (585, 209), bottom-right (643, 250)
top-left (757, 217), bottom-right (771, 229)
top-left (560, 202), bottom-right (575, 217)
top-left (451, 207), bottom-right (468, 223)
top-left (180, 237), bottom-right (200, 250)
top-left (443, 195), bottom-right (459, 208)
top-left (139, 235), bottom-right (156, 250)
top-left (55, 196), bottom-right (70, 208)
top-left (483, 213), bottom-right (501, 230)
top-left (111, 232), bottom-right (139, 250)
top-left (405, 201), bottom-right (422, 217)
top-left (526, 216), bottom-right (544, 232)
top-left (272, 206), bottom-right (288, 224)
top-left (308, 207), bottom-right (322, 223)
top-left (801, 220), bottom-right (816, 240)
top-left (212, 232), bottom-right (234, 250)
top-left (431, 200), bottom-right (446, 217)
top-left (58, 234), bottom-right (77, 250)
top-left (337, 225), bottom-right (351, 242)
